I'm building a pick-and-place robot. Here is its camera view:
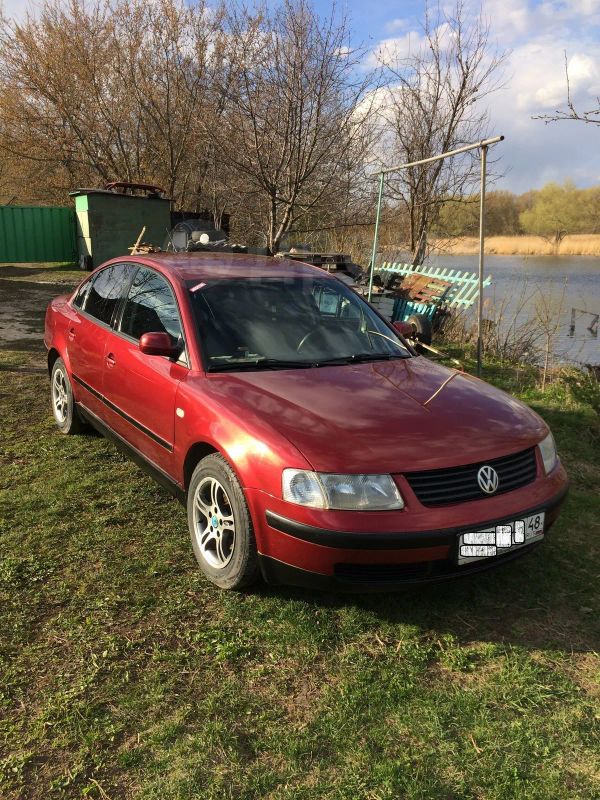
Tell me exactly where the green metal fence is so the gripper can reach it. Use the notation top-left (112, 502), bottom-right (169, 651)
top-left (0, 205), bottom-right (77, 263)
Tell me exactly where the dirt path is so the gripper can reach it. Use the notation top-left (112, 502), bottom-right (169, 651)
top-left (0, 277), bottom-right (76, 357)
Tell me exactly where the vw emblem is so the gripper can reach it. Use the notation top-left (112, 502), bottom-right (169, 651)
top-left (477, 465), bottom-right (499, 494)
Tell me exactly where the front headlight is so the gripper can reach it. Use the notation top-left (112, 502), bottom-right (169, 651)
top-left (282, 469), bottom-right (404, 510)
top-left (538, 432), bottom-right (558, 475)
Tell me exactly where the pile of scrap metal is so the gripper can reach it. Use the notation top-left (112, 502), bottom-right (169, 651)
top-left (368, 268), bottom-right (453, 344)
top-left (275, 245), bottom-right (363, 283)
top-left (362, 261), bottom-right (492, 350)
top-left (275, 247), bottom-right (441, 347)
top-left (164, 219), bottom-right (248, 253)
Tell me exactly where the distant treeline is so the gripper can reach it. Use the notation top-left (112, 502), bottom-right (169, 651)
top-left (432, 181), bottom-right (600, 247)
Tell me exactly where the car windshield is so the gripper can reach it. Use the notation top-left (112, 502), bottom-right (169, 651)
top-left (188, 275), bottom-right (412, 371)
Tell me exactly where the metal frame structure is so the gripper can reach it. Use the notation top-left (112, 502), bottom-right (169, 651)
top-left (367, 135), bottom-right (504, 376)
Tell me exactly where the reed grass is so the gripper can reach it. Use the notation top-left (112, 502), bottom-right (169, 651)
top-left (437, 234), bottom-right (600, 257)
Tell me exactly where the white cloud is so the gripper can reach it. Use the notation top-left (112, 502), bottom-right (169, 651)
top-left (568, 0), bottom-right (600, 15)
top-left (386, 18), bottom-right (409, 33)
top-left (371, 0), bottom-right (600, 191)
top-left (367, 31), bottom-right (425, 67)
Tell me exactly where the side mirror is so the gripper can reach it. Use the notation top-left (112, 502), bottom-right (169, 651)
top-left (392, 320), bottom-right (414, 338)
top-left (139, 331), bottom-right (177, 357)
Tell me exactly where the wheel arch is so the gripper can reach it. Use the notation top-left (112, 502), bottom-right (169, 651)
top-left (47, 347), bottom-right (61, 375)
top-left (183, 442), bottom-right (220, 491)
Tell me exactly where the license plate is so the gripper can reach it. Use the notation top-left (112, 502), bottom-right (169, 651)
top-left (457, 512), bottom-right (545, 565)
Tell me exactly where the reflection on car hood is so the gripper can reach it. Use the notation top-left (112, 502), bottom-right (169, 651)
top-left (202, 357), bottom-right (547, 473)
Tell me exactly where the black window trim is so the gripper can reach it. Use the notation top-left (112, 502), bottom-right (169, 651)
top-left (72, 278), bottom-right (92, 310)
top-left (113, 264), bottom-right (190, 369)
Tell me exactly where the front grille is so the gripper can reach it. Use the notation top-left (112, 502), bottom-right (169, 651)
top-left (405, 447), bottom-right (537, 507)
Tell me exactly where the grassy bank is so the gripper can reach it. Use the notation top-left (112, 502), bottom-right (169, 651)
top-left (437, 234), bottom-right (600, 257)
top-left (1, 266), bottom-right (600, 799)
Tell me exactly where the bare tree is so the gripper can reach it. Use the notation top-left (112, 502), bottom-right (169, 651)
top-left (0, 0), bottom-right (223, 208)
top-left (377, 2), bottom-right (506, 263)
top-left (535, 51), bottom-right (600, 127)
top-left (211, 0), bottom-right (378, 254)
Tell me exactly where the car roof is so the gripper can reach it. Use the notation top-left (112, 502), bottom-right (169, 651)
top-left (127, 251), bottom-right (326, 282)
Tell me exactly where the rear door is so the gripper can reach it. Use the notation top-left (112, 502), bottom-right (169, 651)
top-left (67, 263), bottom-right (134, 420)
top-left (101, 266), bottom-right (188, 474)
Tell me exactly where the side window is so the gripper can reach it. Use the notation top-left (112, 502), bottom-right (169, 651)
top-left (72, 279), bottom-right (91, 309)
top-left (119, 267), bottom-right (183, 344)
top-left (84, 264), bottom-right (132, 326)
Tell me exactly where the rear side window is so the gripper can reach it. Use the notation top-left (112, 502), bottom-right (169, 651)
top-left (119, 267), bottom-right (183, 343)
top-left (84, 264), bottom-right (132, 326)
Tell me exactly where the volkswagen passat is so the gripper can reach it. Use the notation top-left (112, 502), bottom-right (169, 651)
top-left (44, 253), bottom-right (568, 590)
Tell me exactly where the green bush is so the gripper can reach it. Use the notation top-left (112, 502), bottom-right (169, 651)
top-left (561, 368), bottom-right (600, 415)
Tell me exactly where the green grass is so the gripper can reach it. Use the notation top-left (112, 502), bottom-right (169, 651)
top-left (1, 276), bottom-right (599, 798)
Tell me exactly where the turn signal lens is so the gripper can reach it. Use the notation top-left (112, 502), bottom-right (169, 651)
top-left (538, 432), bottom-right (558, 475)
top-left (282, 469), bottom-right (326, 508)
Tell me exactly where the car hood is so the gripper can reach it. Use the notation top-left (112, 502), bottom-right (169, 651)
top-left (203, 357), bottom-right (547, 473)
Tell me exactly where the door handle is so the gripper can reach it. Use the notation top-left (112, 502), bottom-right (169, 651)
top-left (105, 353), bottom-right (116, 368)
top-left (68, 327), bottom-right (76, 341)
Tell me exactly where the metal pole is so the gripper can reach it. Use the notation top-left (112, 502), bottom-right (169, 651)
top-left (476, 145), bottom-right (488, 377)
top-left (368, 172), bottom-right (385, 302)
top-left (377, 135), bottom-right (504, 176)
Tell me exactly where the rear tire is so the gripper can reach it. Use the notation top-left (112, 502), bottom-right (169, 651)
top-left (406, 313), bottom-right (433, 346)
top-left (187, 454), bottom-right (259, 590)
top-left (50, 358), bottom-right (83, 434)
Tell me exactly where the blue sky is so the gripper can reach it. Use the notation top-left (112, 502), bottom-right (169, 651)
top-left (319, 0), bottom-right (600, 193)
top-left (3, 0), bottom-right (600, 193)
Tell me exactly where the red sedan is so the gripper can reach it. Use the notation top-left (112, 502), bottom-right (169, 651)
top-left (44, 253), bottom-right (568, 590)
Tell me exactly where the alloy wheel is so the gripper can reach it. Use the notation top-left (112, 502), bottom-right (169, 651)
top-left (52, 368), bottom-right (69, 424)
top-left (192, 476), bottom-right (236, 569)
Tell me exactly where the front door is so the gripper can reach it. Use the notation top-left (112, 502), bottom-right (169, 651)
top-left (101, 266), bottom-right (188, 475)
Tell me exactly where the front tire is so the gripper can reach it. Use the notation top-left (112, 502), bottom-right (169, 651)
top-left (187, 454), bottom-right (259, 590)
top-left (50, 358), bottom-right (83, 434)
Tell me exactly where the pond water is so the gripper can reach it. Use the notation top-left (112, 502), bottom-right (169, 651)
top-left (428, 254), bottom-right (600, 366)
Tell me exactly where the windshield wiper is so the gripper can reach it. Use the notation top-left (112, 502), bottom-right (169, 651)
top-left (365, 329), bottom-right (409, 350)
top-left (315, 353), bottom-right (404, 366)
top-left (207, 358), bottom-right (316, 372)
top-left (207, 351), bottom-right (407, 372)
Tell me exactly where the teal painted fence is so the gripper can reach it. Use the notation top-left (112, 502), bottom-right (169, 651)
top-left (370, 262), bottom-right (493, 323)
top-left (0, 205), bottom-right (77, 263)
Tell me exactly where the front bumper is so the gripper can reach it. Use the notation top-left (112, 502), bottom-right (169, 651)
top-left (259, 540), bottom-right (545, 591)
top-left (248, 470), bottom-right (569, 591)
